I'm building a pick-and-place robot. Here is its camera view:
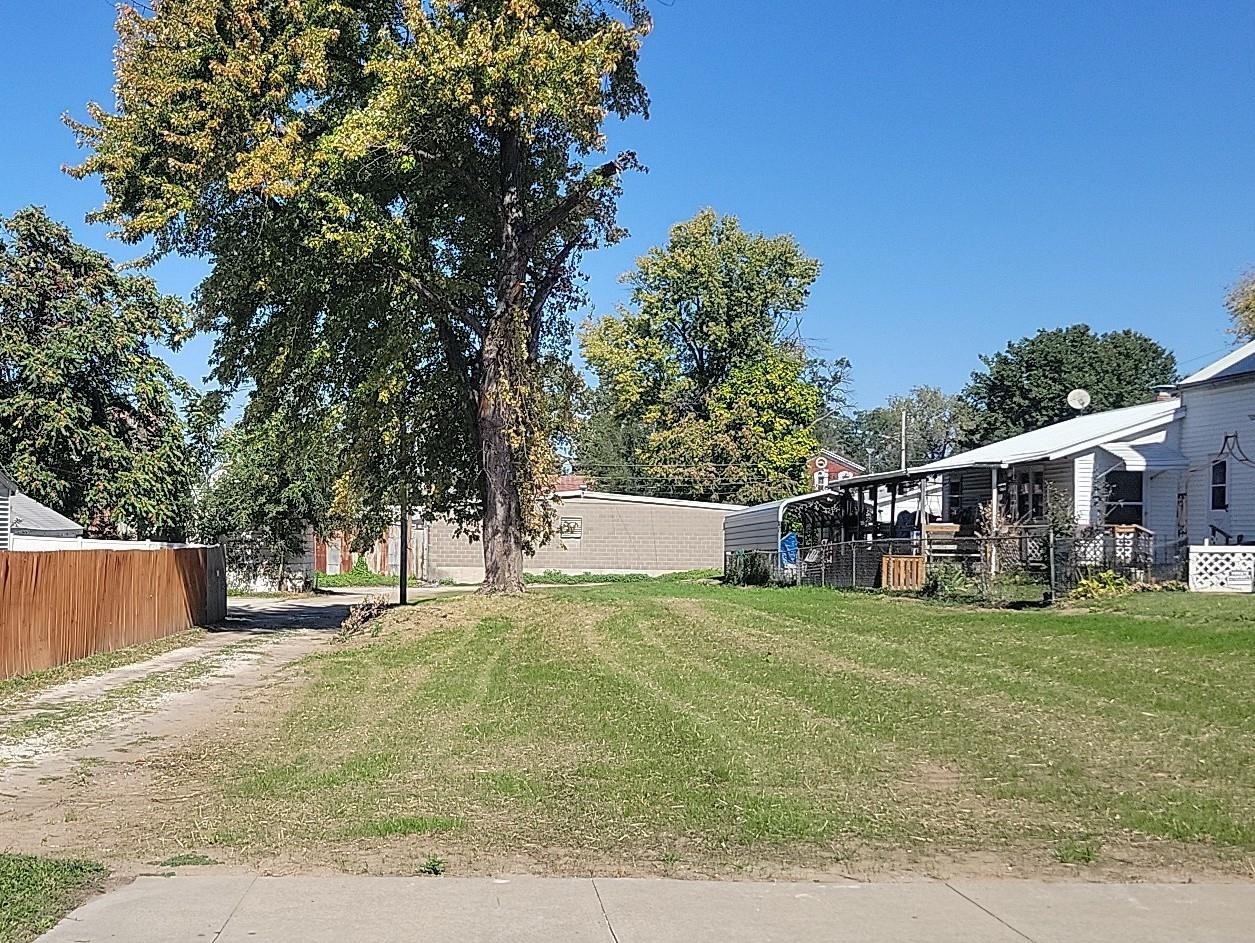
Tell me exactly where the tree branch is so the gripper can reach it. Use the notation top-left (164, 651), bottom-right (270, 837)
top-left (527, 235), bottom-right (584, 361)
top-left (436, 318), bottom-right (481, 433)
top-left (402, 271), bottom-right (485, 338)
top-left (407, 146), bottom-right (498, 219)
top-left (526, 151), bottom-right (637, 246)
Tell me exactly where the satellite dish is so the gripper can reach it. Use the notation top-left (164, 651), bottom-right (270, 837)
top-left (1067, 388), bottom-right (1092, 411)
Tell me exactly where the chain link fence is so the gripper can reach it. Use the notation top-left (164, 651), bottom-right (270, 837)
top-left (726, 527), bottom-right (1188, 603)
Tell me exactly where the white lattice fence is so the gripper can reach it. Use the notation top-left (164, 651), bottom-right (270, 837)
top-left (1188, 546), bottom-right (1255, 592)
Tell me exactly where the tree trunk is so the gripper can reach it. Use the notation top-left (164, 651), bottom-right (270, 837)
top-left (478, 322), bottom-right (525, 593)
top-left (477, 124), bottom-right (530, 594)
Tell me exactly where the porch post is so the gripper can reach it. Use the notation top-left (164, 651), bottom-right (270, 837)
top-left (989, 467), bottom-right (999, 577)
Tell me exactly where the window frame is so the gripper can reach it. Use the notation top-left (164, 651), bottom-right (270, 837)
top-left (1211, 460), bottom-right (1228, 512)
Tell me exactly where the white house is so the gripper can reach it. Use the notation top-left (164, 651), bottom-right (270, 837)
top-left (0, 469), bottom-right (87, 550)
top-left (1174, 341), bottom-right (1255, 545)
top-left (0, 468), bottom-right (12, 550)
top-left (725, 341), bottom-right (1255, 575)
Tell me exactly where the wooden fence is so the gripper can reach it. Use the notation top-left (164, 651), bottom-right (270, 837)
top-left (881, 554), bottom-right (926, 591)
top-left (0, 546), bottom-right (227, 680)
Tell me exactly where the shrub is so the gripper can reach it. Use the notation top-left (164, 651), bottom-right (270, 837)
top-left (723, 551), bottom-right (773, 586)
top-left (1131, 579), bottom-right (1188, 593)
top-left (317, 557), bottom-right (421, 588)
top-left (1069, 570), bottom-right (1131, 600)
top-left (922, 563), bottom-right (974, 599)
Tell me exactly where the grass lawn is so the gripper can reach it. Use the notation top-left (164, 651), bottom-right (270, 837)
top-left (0, 854), bottom-right (104, 943)
top-left (161, 583), bottom-right (1255, 878)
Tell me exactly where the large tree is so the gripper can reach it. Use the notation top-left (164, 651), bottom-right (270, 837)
top-left (962, 325), bottom-right (1177, 446)
top-left (829, 385), bottom-right (969, 474)
top-left (1225, 270), bottom-right (1255, 342)
top-left (69, 0), bottom-right (650, 592)
top-left (197, 405), bottom-right (337, 587)
top-left (0, 206), bottom-right (202, 539)
top-left (579, 209), bottom-right (847, 503)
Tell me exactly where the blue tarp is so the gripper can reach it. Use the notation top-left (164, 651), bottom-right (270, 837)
top-left (779, 531), bottom-right (798, 565)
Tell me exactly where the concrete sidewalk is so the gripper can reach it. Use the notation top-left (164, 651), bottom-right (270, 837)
top-left (37, 875), bottom-right (1255, 942)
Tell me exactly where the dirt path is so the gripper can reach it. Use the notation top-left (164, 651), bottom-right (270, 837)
top-left (0, 594), bottom-right (374, 866)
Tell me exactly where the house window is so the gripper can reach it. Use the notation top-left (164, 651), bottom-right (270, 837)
top-left (1211, 461), bottom-right (1228, 511)
top-left (559, 517), bottom-right (583, 540)
top-left (1014, 468), bottom-right (1046, 520)
top-left (1104, 470), bottom-right (1144, 525)
top-left (947, 477), bottom-right (963, 516)
top-left (814, 469), bottom-right (830, 489)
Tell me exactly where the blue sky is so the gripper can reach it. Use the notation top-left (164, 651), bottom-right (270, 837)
top-left (2, 1), bottom-right (1253, 407)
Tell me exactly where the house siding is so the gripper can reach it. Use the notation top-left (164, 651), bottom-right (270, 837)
top-left (1178, 382), bottom-right (1255, 544)
top-left (428, 494), bottom-right (738, 583)
top-left (1072, 452), bottom-right (1097, 524)
top-left (0, 488), bottom-right (10, 550)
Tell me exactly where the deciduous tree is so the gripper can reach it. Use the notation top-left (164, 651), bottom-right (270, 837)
top-left (1225, 270), bottom-right (1255, 342)
top-left (69, 0), bottom-right (650, 592)
top-left (0, 206), bottom-right (201, 538)
top-left (579, 209), bottom-right (846, 502)
top-left (197, 406), bottom-right (337, 587)
top-left (962, 325), bottom-right (1177, 446)
top-left (830, 385), bottom-right (969, 473)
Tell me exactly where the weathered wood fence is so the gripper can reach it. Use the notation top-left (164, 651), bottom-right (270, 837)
top-left (0, 546), bottom-right (227, 680)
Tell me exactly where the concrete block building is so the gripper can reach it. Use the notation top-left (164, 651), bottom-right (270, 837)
top-left (424, 490), bottom-right (744, 584)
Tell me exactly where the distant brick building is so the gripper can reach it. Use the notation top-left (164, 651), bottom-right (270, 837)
top-left (806, 449), bottom-right (864, 491)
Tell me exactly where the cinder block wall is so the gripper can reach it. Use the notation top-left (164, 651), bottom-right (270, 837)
top-left (425, 495), bottom-right (734, 583)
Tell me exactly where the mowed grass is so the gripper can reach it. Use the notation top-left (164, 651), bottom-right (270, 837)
top-left (172, 584), bottom-right (1255, 874)
top-left (0, 854), bottom-right (104, 943)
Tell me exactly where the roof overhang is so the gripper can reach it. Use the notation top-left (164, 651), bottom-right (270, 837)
top-left (1098, 441), bottom-right (1189, 472)
top-left (1046, 412), bottom-right (1182, 462)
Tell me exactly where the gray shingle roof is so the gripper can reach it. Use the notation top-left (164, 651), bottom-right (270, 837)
top-left (10, 492), bottom-right (84, 537)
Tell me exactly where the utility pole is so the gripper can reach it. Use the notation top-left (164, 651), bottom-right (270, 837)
top-left (900, 408), bottom-right (908, 471)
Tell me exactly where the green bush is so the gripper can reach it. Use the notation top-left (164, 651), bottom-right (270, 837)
top-left (922, 563), bottom-right (975, 599)
top-left (1069, 570), bottom-right (1131, 600)
top-left (316, 557), bottom-right (420, 588)
top-left (723, 551), bottom-right (773, 586)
